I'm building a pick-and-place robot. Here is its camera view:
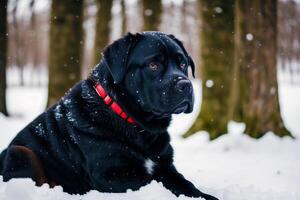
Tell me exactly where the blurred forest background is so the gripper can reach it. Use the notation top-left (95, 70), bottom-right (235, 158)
top-left (0, 0), bottom-right (300, 140)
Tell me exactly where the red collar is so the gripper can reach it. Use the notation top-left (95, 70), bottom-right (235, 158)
top-left (93, 82), bottom-right (136, 125)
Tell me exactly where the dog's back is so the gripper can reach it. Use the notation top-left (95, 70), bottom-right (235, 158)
top-left (1, 81), bottom-right (87, 188)
top-left (0, 80), bottom-right (151, 194)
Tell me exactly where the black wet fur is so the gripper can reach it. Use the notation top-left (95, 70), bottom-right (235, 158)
top-left (0, 32), bottom-right (218, 200)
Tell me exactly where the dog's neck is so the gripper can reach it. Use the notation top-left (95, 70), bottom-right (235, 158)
top-left (93, 80), bottom-right (136, 125)
top-left (89, 62), bottom-right (171, 134)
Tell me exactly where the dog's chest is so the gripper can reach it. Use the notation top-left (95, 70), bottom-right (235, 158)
top-left (139, 132), bottom-right (171, 175)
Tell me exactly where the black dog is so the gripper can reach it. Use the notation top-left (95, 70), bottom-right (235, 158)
top-left (0, 32), bottom-right (218, 200)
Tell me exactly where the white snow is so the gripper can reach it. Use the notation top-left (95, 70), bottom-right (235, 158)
top-left (0, 178), bottom-right (202, 200)
top-left (1, 73), bottom-right (300, 199)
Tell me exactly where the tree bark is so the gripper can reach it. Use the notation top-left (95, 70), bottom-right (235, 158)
top-left (141, 0), bottom-right (162, 31)
top-left (121, 0), bottom-right (127, 35)
top-left (0, 0), bottom-right (8, 116)
top-left (29, 0), bottom-right (40, 86)
top-left (184, 0), bottom-right (235, 139)
top-left (232, 0), bottom-right (292, 138)
top-left (47, 0), bottom-right (84, 107)
top-left (93, 0), bottom-right (113, 66)
top-left (12, 2), bottom-right (25, 86)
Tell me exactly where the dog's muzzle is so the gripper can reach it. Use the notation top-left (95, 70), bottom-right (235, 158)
top-left (172, 78), bottom-right (194, 114)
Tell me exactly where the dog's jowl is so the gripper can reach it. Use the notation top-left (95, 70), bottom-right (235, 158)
top-left (0, 32), bottom-right (218, 200)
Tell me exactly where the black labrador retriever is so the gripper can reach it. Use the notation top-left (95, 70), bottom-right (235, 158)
top-left (0, 32), bottom-right (218, 200)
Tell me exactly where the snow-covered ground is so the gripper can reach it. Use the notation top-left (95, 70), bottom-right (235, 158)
top-left (1, 73), bottom-right (300, 200)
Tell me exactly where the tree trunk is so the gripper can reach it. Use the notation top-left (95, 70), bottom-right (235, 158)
top-left (232, 0), bottom-right (292, 138)
top-left (12, 2), bottom-right (25, 86)
top-left (121, 0), bottom-right (127, 35)
top-left (93, 0), bottom-right (113, 66)
top-left (47, 0), bottom-right (84, 107)
top-left (141, 0), bottom-right (162, 31)
top-left (0, 0), bottom-right (8, 116)
top-left (30, 0), bottom-right (39, 86)
top-left (180, 0), bottom-right (188, 35)
top-left (183, 0), bottom-right (235, 139)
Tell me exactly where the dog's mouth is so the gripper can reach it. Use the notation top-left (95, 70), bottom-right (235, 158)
top-left (151, 101), bottom-right (192, 118)
top-left (151, 110), bottom-right (170, 118)
top-left (172, 101), bottom-right (189, 114)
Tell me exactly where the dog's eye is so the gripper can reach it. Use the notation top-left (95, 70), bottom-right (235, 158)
top-left (180, 63), bottom-right (186, 69)
top-left (149, 62), bottom-right (159, 70)
top-left (177, 54), bottom-right (187, 70)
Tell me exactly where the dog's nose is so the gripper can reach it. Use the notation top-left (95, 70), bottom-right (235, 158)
top-left (175, 79), bottom-right (192, 93)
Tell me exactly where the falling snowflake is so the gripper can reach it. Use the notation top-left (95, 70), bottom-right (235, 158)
top-left (206, 80), bottom-right (214, 88)
top-left (215, 7), bottom-right (223, 13)
top-left (246, 33), bottom-right (254, 41)
top-left (144, 9), bottom-right (153, 16)
top-left (270, 86), bottom-right (276, 95)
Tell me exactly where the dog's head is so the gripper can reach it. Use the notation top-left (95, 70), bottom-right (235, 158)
top-left (95, 31), bottom-right (195, 119)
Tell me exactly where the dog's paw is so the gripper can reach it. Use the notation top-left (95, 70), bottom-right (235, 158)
top-left (182, 188), bottom-right (218, 200)
top-left (199, 192), bottom-right (219, 200)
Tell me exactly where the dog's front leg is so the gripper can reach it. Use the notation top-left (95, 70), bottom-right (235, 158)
top-left (154, 164), bottom-right (218, 200)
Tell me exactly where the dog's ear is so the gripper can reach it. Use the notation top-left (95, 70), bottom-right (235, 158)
top-left (167, 34), bottom-right (195, 78)
top-left (102, 32), bottom-right (142, 84)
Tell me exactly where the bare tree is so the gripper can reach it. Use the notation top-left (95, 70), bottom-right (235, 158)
top-left (93, 0), bottom-right (113, 66)
top-left (28, 0), bottom-right (40, 86)
top-left (0, 0), bottom-right (8, 116)
top-left (47, 0), bottom-right (84, 107)
top-left (11, 0), bottom-right (26, 86)
top-left (121, 0), bottom-right (127, 35)
top-left (184, 0), bottom-right (235, 139)
top-left (232, 0), bottom-right (292, 138)
top-left (278, 0), bottom-right (300, 80)
top-left (142, 0), bottom-right (162, 31)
